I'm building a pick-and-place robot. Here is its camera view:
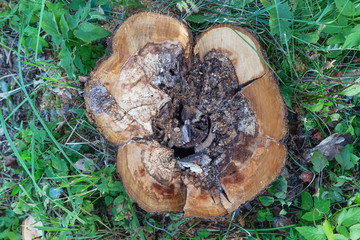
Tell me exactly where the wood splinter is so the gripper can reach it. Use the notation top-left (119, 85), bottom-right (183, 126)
top-left (84, 12), bottom-right (288, 219)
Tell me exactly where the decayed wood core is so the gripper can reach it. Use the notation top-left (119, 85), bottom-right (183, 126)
top-left (151, 45), bottom-right (258, 196)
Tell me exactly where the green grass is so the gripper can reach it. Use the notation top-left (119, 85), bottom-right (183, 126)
top-left (0, 0), bottom-right (360, 239)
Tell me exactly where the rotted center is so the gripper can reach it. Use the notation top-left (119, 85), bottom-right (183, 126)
top-left (152, 49), bottom-right (257, 191)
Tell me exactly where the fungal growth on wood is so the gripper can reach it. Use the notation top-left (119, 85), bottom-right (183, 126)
top-left (85, 12), bottom-right (288, 219)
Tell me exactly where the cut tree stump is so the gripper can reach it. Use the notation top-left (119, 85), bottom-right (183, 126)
top-left (84, 12), bottom-right (287, 219)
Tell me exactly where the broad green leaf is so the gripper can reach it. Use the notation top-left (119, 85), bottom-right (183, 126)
top-left (333, 234), bottom-right (348, 240)
top-left (335, 0), bottom-right (360, 17)
top-left (280, 86), bottom-right (294, 109)
top-left (296, 226), bottom-right (326, 240)
top-left (69, 0), bottom-right (85, 11)
top-left (335, 144), bottom-right (355, 170)
top-left (104, 196), bottom-right (113, 206)
top-left (89, 11), bottom-right (106, 21)
top-left (327, 35), bottom-right (346, 45)
top-left (65, 12), bottom-right (79, 30)
top-left (303, 99), bottom-right (324, 112)
top-left (77, 1), bottom-right (92, 22)
top-left (340, 78), bottom-right (360, 97)
top-left (268, 176), bottom-right (287, 199)
top-left (300, 32), bottom-right (320, 44)
top-left (350, 224), bottom-right (360, 240)
top-left (48, 2), bottom-right (66, 21)
top-left (260, 0), bottom-right (293, 44)
top-left (334, 176), bottom-right (348, 187)
top-left (355, 193), bottom-right (360, 205)
top-left (351, 154), bottom-right (360, 164)
top-left (74, 22), bottom-right (111, 43)
top-left (23, 26), bottom-right (49, 53)
top-left (301, 191), bottom-right (313, 210)
top-left (59, 47), bottom-right (75, 79)
top-left (337, 208), bottom-right (360, 227)
top-left (59, 14), bottom-right (69, 39)
top-left (256, 208), bottom-right (274, 222)
top-left (302, 209), bottom-right (323, 221)
top-left (290, 0), bottom-right (301, 10)
top-left (343, 25), bottom-right (360, 49)
top-left (108, 181), bottom-right (123, 192)
top-left (41, 11), bottom-right (60, 37)
top-left (323, 16), bottom-right (349, 34)
top-left (114, 195), bottom-right (125, 205)
top-left (197, 229), bottom-right (211, 238)
top-left (50, 153), bottom-right (67, 173)
top-left (314, 194), bottom-right (331, 214)
top-left (259, 196), bottom-right (274, 206)
top-left (323, 219), bottom-right (334, 240)
top-left (311, 150), bottom-right (329, 173)
top-left (336, 225), bottom-right (349, 238)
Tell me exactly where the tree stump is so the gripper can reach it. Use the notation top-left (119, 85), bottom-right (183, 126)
top-left (84, 12), bottom-right (287, 219)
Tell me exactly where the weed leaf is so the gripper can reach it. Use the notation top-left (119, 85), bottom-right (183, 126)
top-left (337, 208), bottom-right (360, 227)
top-left (323, 219), bottom-right (334, 240)
top-left (327, 34), bottom-right (346, 45)
top-left (59, 14), bottom-right (69, 39)
top-left (343, 25), bottom-right (360, 49)
top-left (340, 78), bottom-right (360, 96)
top-left (41, 11), bottom-right (60, 37)
top-left (260, 0), bottom-right (293, 44)
top-left (74, 22), bottom-right (110, 43)
top-left (280, 85), bottom-right (294, 109)
top-left (311, 150), bottom-right (329, 173)
top-left (295, 226), bottom-right (326, 240)
top-left (335, 145), bottom-right (354, 170)
top-left (314, 196), bottom-right (331, 214)
top-left (259, 196), bottom-right (274, 206)
top-left (333, 234), bottom-right (348, 240)
top-left (268, 176), bottom-right (287, 199)
top-left (303, 99), bottom-right (324, 112)
top-left (65, 12), bottom-right (79, 30)
top-left (59, 47), bottom-right (75, 79)
top-left (336, 225), bottom-right (349, 238)
top-left (335, 0), bottom-right (360, 17)
top-left (301, 191), bottom-right (313, 210)
top-left (349, 224), bottom-right (360, 240)
top-left (302, 210), bottom-right (323, 221)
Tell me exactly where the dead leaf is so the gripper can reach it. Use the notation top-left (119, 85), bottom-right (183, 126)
top-left (324, 60), bottom-right (336, 70)
top-left (308, 51), bottom-right (317, 60)
top-left (74, 158), bottom-right (94, 173)
top-left (78, 75), bottom-right (90, 83)
top-left (300, 171), bottom-right (313, 183)
top-left (293, 60), bottom-right (306, 72)
top-left (305, 133), bottom-right (351, 162)
top-left (311, 131), bottom-right (323, 142)
top-left (22, 215), bottom-right (44, 240)
top-left (273, 216), bottom-right (292, 228)
top-left (4, 156), bottom-right (18, 168)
